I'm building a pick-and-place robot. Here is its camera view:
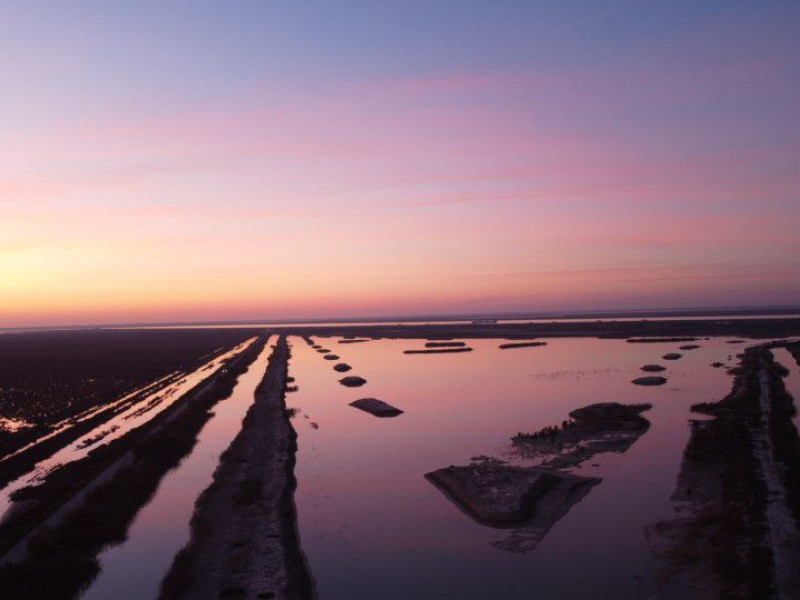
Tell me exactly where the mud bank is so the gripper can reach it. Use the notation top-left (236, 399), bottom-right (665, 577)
top-left (0, 336), bottom-right (268, 598)
top-left (350, 398), bottom-right (403, 417)
top-left (498, 341), bottom-right (546, 349)
top-left (160, 336), bottom-right (314, 600)
top-left (426, 462), bottom-right (598, 528)
top-left (427, 403), bottom-right (651, 554)
top-left (339, 376), bottom-right (367, 387)
top-left (404, 347), bottom-right (473, 354)
top-left (648, 343), bottom-right (800, 599)
top-left (632, 376), bottom-right (667, 386)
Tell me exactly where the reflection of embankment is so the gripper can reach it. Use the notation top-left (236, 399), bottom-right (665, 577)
top-left (427, 403), bottom-right (652, 554)
top-left (0, 336), bottom-right (268, 598)
top-left (648, 343), bottom-right (800, 599)
top-left (160, 336), bottom-right (315, 600)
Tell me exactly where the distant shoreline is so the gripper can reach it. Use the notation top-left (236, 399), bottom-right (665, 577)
top-left (3, 306), bottom-right (800, 333)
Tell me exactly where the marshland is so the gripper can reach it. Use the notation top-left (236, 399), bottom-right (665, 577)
top-left (0, 317), bottom-right (798, 598)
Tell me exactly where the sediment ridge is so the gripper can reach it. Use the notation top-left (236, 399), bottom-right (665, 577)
top-left (648, 341), bottom-right (800, 599)
top-left (0, 336), bottom-right (268, 598)
top-left (159, 336), bottom-right (314, 600)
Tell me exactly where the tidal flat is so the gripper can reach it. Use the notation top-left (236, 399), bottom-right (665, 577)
top-left (0, 319), bottom-right (797, 599)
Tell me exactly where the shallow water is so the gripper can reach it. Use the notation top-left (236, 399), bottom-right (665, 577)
top-left (772, 347), bottom-right (800, 429)
top-left (81, 336), bottom-right (274, 600)
top-left (0, 339), bottom-right (254, 524)
top-left (286, 336), bottom-right (738, 599)
top-left (17, 332), bottom-right (785, 598)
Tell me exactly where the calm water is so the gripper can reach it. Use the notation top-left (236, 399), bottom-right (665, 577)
top-left (81, 336), bottom-right (275, 599)
top-left (46, 334), bottom-right (783, 598)
top-left (773, 347), bottom-right (800, 429)
top-left (287, 336), bottom-right (738, 599)
top-left (0, 339), bottom-right (254, 523)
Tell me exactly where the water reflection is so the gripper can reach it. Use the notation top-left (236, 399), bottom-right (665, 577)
top-left (288, 336), bottom-right (737, 599)
top-left (0, 339), bottom-right (254, 522)
top-left (82, 337), bottom-right (273, 599)
top-left (772, 347), bottom-right (800, 428)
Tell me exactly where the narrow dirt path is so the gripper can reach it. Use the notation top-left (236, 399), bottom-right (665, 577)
top-left (160, 336), bottom-right (315, 600)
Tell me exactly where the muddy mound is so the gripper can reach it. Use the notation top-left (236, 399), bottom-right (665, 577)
top-left (333, 363), bottom-right (351, 372)
top-left (425, 341), bottom-right (466, 348)
top-left (679, 344), bottom-right (700, 350)
top-left (350, 398), bottom-right (403, 417)
top-left (499, 342), bottom-right (547, 349)
top-left (339, 376), bottom-right (367, 387)
top-left (627, 337), bottom-right (698, 343)
top-left (426, 463), bottom-right (598, 526)
top-left (323, 354), bottom-right (339, 360)
top-left (662, 353), bottom-right (682, 360)
top-left (640, 364), bottom-right (666, 372)
top-left (632, 376), bottom-right (667, 386)
top-left (406, 347), bottom-right (473, 354)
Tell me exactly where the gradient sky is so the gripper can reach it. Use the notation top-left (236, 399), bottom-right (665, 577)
top-left (1, 1), bottom-right (799, 327)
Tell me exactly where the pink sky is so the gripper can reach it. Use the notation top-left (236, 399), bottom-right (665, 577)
top-left (1, 3), bottom-right (798, 327)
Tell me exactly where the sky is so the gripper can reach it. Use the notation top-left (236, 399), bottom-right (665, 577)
top-left (1, 1), bottom-right (799, 327)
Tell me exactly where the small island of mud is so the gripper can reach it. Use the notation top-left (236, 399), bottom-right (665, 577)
top-left (425, 341), bottom-right (466, 348)
top-left (350, 398), bottom-right (403, 417)
top-left (339, 376), bottom-right (367, 387)
top-left (427, 402), bottom-right (653, 554)
top-left (640, 364), bottom-right (666, 372)
top-left (426, 462), bottom-right (598, 527)
top-left (511, 402), bottom-right (652, 469)
top-left (662, 353), bottom-right (682, 360)
top-left (333, 363), bottom-right (351, 372)
top-left (498, 342), bottom-right (547, 350)
top-left (627, 337), bottom-right (699, 343)
top-left (632, 376), bottom-right (667, 386)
